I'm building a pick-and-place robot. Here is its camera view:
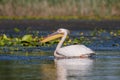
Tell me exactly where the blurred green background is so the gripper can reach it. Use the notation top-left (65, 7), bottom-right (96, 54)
top-left (0, 0), bottom-right (120, 19)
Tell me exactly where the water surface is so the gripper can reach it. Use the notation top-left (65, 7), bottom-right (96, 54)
top-left (0, 28), bottom-right (120, 80)
top-left (0, 51), bottom-right (120, 80)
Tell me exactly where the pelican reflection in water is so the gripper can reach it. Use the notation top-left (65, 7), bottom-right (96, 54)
top-left (41, 28), bottom-right (95, 58)
top-left (55, 58), bottom-right (94, 80)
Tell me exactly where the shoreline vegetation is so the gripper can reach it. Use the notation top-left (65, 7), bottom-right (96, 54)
top-left (0, 0), bottom-right (120, 20)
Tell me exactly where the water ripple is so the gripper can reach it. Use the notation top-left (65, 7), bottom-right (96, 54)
top-left (0, 54), bottom-right (54, 61)
top-left (0, 54), bottom-right (120, 61)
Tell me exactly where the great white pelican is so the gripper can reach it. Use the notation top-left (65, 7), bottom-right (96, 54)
top-left (41, 28), bottom-right (95, 58)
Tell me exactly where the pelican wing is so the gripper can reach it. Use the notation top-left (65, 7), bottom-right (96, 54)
top-left (56, 45), bottom-right (94, 57)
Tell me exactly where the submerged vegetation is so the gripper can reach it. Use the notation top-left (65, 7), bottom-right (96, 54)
top-left (0, 0), bottom-right (120, 20)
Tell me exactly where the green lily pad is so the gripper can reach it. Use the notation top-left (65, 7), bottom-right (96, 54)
top-left (2, 34), bottom-right (10, 40)
top-left (0, 40), bottom-right (5, 46)
top-left (21, 35), bottom-right (33, 42)
top-left (14, 28), bottom-right (20, 32)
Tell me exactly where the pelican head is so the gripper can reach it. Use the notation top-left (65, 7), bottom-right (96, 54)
top-left (41, 28), bottom-right (70, 43)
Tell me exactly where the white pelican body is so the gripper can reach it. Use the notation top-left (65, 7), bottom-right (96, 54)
top-left (56, 45), bottom-right (94, 57)
top-left (41, 28), bottom-right (95, 58)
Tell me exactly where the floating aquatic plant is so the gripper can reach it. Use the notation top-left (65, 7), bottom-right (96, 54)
top-left (0, 29), bottom-right (120, 48)
top-left (21, 35), bottom-right (33, 42)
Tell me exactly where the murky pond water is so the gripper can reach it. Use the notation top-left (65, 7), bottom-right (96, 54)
top-left (0, 51), bottom-right (120, 80)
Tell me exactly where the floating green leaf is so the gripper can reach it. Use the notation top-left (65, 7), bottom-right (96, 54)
top-left (14, 28), bottom-right (20, 32)
top-left (2, 34), bottom-right (10, 40)
top-left (21, 35), bottom-right (33, 42)
top-left (0, 40), bottom-right (5, 46)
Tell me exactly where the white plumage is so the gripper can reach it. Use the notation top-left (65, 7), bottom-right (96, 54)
top-left (56, 45), bottom-right (94, 57)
